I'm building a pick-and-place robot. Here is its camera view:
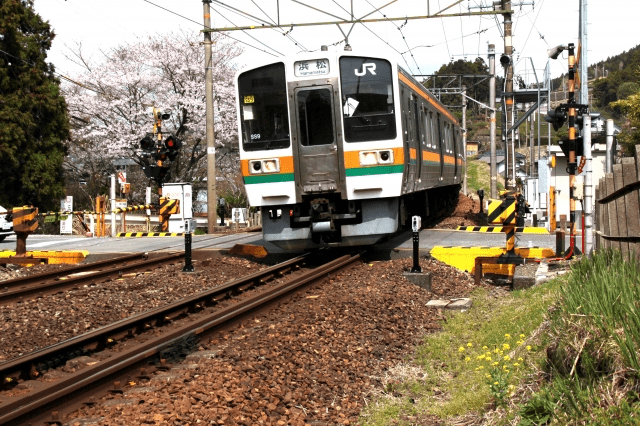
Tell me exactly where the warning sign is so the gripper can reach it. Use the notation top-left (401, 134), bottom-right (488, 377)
top-left (117, 171), bottom-right (127, 184)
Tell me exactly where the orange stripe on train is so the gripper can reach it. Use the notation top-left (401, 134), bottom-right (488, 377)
top-left (343, 147), bottom-right (404, 169)
top-left (240, 156), bottom-right (295, 177)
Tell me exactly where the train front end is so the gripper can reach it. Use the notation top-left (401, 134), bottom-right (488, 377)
top-left (236, 51), bottom-right (403, 250)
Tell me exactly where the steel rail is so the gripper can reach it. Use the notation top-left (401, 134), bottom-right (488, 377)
top-left (0, 252), bottom-right (147, 289)
top-left (0, 252), bottom-right (184, 305)
top-left (0, 252), bottom-right (362, 425)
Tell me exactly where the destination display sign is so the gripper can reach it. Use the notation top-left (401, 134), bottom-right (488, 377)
top-left (294, 59), bottom-right (329, 77)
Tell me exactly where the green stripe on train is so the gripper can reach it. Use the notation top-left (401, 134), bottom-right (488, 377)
top-left (244, 173), bottom-right (295, 184)
top-left (345, 164), bottom-right (404, 177)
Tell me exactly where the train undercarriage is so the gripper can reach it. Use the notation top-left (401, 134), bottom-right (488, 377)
top-left (261, 184), bottom-right (461, 250)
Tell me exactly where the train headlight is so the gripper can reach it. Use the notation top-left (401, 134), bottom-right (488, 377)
top-left (250, 160), bottom-right (262, 174)
top-left (261, 159), bottom-right (280, 173)
top-left (359, 151), bottom-right (378, 166)
top-left (377, 150), bottom-right (393, 164)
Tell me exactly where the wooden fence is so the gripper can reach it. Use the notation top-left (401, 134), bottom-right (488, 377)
top-left (594, 144), bottom-right (640, 263)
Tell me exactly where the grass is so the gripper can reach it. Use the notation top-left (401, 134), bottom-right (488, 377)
top-left (466, 158), bottom-right (505, 195)
top-left (360, 250), bottom-right (640, 425)
top-left (360, 280), bottom-right (560, 424)
top-left (517, 250), bottom-right (640, 425)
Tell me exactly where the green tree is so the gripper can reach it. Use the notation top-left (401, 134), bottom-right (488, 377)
top-left (422, 58), bottom-right (490, 116)
top-left (610, 82), bottom-right (640, 157)
top-left (0, 0), bottom-right (69, 210)
top-left (617, 82), bottom-right (640, 100)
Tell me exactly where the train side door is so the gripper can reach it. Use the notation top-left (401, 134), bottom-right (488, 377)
top-left (453, 126), bottom-right (459, 179)
top-left (437, 113), bottom-right (444, 181)
top-left (293, 85), bottom-right (341, 194)
top-left (412, 98), bottom-right (423, 191)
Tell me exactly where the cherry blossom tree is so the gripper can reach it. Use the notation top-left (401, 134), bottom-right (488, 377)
top-left (63, 30), bottom-right (242, 203)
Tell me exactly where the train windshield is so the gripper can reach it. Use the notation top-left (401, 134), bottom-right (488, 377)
top-left (238, 63), bottom-right (290, 151)
top-left (339, 57), bottom-right (396, 142)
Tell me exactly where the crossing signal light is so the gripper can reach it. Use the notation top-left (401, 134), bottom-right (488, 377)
top-left (140, 134), bottom-right (155, 151)
top-left (544, 107), bottom-right (567, 131)
top-left (164, 135), bottom-right (182, 161)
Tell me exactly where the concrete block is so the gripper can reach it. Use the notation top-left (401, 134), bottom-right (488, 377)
top-left (426, 299), bottom-right (450, 308)
top-left (447, 298), bottom-right (473, 310)
top-left (403, 271), bottom-right (431, 291)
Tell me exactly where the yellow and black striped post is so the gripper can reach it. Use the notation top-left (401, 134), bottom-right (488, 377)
top-left (487, 193), bottom-right (518, 253)
top-left (158, 198), bottom-right (180, 232)
top-left (566, 43), bottom-right (578, 258)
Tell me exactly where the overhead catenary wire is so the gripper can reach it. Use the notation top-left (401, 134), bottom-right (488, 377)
top-left (140, 0), bottom-right (278, 57)
top-left (327, 0), bottom-right (415, 74)
top-left (437, 0), bottom-right (452, 60)
top-left (362, 0), bottom-right (422, 75)
top-left (211, 0), bottom-right (308, 51)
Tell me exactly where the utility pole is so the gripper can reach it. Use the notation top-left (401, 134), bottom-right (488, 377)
top-left (489, 44), bottom-right (497, 198)
top-left (502, 0), bottom-right (515, 190)
top-left (203, 0), bottom-right (217, 234)
top-left (462, 85), bottom-right (467, 196)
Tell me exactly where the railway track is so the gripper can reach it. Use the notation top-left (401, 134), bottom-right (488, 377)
top-left (0, 251), bottom-right (363, 425)
top-left (0, 252), bottom-right (185, 305)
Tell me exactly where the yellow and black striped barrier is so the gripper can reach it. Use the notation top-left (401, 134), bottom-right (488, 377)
top-left (116, 232), bottom-right (184, 238)
top-left (487, 197), bottom-right (517, 225)
top-left (430, 246), bottom-right (554, 275)
top-left (42, 205), bottom-right (157, 221)
top-left (456, 226), bottom-right (549, 234)
top-left (0, 250), bottom-right (88, 265)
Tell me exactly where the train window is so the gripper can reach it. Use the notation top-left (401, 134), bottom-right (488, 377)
top-left (339, 57), bottom-right (396, 142)
top-left (237, 63), bottom-right (290, 151)
top-left (297, 88), bottom-right (334, 146)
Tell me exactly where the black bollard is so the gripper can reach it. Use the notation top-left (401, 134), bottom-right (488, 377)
top-left (411, 216), bottom-right (422, 273)
top-left (477, 189), bottom-right (485, 213)
top-left (183, 219), bottom-right (195, 273)
top-left (219, 198), bottom-right (226, 226)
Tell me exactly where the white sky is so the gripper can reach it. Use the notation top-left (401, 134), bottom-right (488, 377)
top-left (34, 0), bottom-right (638, 85)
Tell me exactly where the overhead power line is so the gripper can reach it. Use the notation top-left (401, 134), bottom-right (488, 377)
top-left (140, 0), bottom-right (278, 57)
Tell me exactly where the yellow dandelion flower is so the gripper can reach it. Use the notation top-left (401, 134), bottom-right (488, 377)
top-left (478, 366), bottom-right (484, 370)
top-left (465, 357), bottom-right (471, 362)
top-left (513, 363), bottom-right (520, 367)
top-left (503, 355), bottom-right (511, 361)
top-left (516, 340), bottom-right (524, 345)
top-left (503, 343), bottom-right (511, 350)
top-left (504, 334), bottom-right (511, 340)
top-left (493, 362), bottom-right (499, 366)
top-left (486, 357), bottom-right (492, 362)
top-left (467, 342), bottom-right (473, 347)
top-left (526, 345), bottom-right (532, 351)
top-left (519, 334), bottom-right (525, 339)
top-left (485, 373), bottom-right (491, 378)
top-left (458, 346), bottom-right (465, 353)
top-left (518, 357), bottom-right (524, 362)
top-left (482, 346), bottom-right (488, 350)
top-left (485, 352), bottom-right (492, 357)
top-left (494, 381), bottom-right (499, 385)
top-left (494, 348), bottom-right (500, 354)
top-left (477, 354), bottom-right (486, 360)
top-left (505, 369), bottom-right (510, 373)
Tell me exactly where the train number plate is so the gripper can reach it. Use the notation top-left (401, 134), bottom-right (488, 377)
top-left (244, 95), bottom-right (255, 104)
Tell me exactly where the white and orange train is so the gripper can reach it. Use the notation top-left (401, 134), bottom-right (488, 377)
top-left (235, 48), bottom-right (464, 250)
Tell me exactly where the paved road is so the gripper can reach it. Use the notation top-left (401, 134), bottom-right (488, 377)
top-left (0, 228), bottom-right (578, 258)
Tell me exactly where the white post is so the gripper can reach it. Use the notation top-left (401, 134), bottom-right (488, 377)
top-left (584, 115), bottom-right (593, 255)
top-left (89, 214), bottom-right (95, 237)
top-left (146, 186), bottom-right (152, 232)
top-left (110, 174), bottom-right (116, 237)
top-left (606, 119), bottom-right (614, 173)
